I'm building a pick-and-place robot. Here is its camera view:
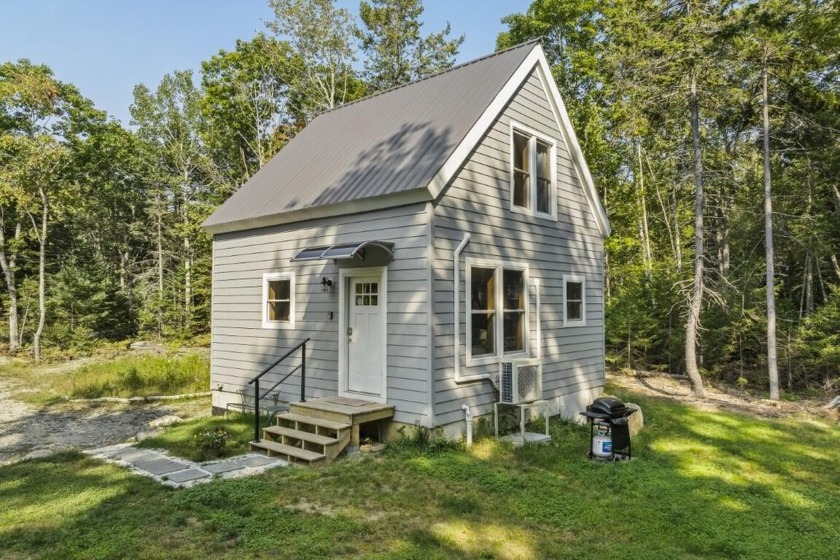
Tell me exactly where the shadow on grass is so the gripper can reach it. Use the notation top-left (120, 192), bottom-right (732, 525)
top-left (0, 391), bottom-right (837, 559)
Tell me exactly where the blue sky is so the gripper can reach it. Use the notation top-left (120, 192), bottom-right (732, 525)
top-left (0, 0), bottom-right (532, 124)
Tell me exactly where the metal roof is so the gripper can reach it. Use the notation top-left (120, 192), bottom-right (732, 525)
top-left (290, 241), bottom-right (395, 262)
top-left (203, 41), bottom-right (539, 233)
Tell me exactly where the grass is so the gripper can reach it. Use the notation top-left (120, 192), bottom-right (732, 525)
top-left (135, 413), bottom-right (255, 462)
top-left (0, 387), bottom-right (837, 559)
top-left (0, 351), bottom-right (209, 404)
top-left (64, 353), bottom-right (210, 399)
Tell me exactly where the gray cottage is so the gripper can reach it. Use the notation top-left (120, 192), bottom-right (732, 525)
top-left (203, 41), bottom-right (610, 457)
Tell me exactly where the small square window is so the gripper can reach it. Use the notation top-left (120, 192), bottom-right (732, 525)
top-left (564, 276), bottom-right (585, 326)
top-left (263, 273), bottom-right (295, 328)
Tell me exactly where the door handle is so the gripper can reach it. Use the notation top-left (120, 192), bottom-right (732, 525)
top-left (347, 327), bottom-right (353, 335)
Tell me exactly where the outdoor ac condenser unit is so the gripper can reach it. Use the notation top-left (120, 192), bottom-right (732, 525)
top-left (498, 359), bottom-right (542, 404)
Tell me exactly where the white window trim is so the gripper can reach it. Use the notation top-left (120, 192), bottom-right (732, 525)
top-left (262, 272), bottom-right (296, 329)
top-left (563, 275), bottom-right (586, 327)
top-left (465, 258), bottom-right (530, 367)
top-left (509, 120), bottom-right (558, 221)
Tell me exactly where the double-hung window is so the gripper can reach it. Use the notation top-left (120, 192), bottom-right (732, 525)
top-left (468, 261), bottom-right (528, 364)
top-left (563, 275), bottom-right (585, 327)
top-left (262, 272), bottom-right (295, 329)
top-left (511, 124), bottom-right (557, 218)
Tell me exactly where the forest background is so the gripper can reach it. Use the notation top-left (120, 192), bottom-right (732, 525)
top-left (1, 0), bottom-right (838, 398)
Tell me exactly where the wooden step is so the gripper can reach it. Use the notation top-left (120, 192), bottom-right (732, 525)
top-left (250, 440), bottom-right (325, 463)
top-left (275, 412), bottom-right (350, 432)
top-left (264, 425), bottom-right (338, 446)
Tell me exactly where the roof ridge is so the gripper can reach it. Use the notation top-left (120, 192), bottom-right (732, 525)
top-left (314, 39), bottom-right (541, 118)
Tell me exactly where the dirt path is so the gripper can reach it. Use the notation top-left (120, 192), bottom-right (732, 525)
top-left (609, 371), bottom-right (834, 420)
top-left (0, 374), bottom-right (210, 466)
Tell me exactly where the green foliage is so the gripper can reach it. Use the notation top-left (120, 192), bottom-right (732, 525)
top-left (136, 413), bottom-right (253, 461)
top-left (358, 0), bottom-right (464, 91)
top-left (193, 426), bottom-right (232, 451)
top-left (62, 352), bottom-right (209, 399)
top-left (390, 421), bottom-right (461, 453)
top-left (499, 0), bottom-right (840, 392)
top-left (1, 391), bottom-right (838, 558)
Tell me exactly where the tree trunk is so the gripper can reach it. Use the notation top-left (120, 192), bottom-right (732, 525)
top-left (685, 69), bottom-right (706, 398)
top-left (156, 191), bottom-right (164, 338)
top-left (32, 188), bottom-right (48, 363)
top-left (830, 254), bottom-right (840, 282)
top-left (0, 218), bottom-right (22, 353)
top-left (637, 143), bottom-right (653, 276)
top-left (762, 53), bottom-right (779, 401)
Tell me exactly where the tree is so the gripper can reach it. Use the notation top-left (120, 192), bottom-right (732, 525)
top-left (130, 71), bottom-right (211, 337)
top-left (266, 0), bottom-right (360, 119)
top-left (358, 0), bottom-right (463, 91)
top-left (0, 60), bottom-right (99, 360)
top-left (201, 34), bottom-right (298, 185)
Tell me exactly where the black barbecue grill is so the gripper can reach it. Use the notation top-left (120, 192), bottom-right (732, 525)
top-left (580, 397), bottom-right (636, 460)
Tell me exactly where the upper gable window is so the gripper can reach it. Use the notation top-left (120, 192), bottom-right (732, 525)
top-left (510, 123), bottom-right (557, 219)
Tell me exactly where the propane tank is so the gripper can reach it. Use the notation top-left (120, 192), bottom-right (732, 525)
top-left (592, 430), bottom-right (613, 458)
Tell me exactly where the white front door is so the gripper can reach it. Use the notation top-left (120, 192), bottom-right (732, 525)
top-left (346, 275), bottom-right (385, 397)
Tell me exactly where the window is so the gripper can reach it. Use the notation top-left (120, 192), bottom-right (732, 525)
top-left (510, 123), bottom-right (557, 218)
top-left (262, 272), bottom-right (295, 328)
top-left (563, 276), bottom-right (585, 326)
top-left (468, 261), bottom-right (528, 363)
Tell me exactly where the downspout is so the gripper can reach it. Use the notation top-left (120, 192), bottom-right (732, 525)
top-left (453, 233), bottom-right (471, 382)
top-left (535, 278), bottom-right (541, 359)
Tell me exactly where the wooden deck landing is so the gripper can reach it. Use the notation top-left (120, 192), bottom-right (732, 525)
top-left (251, 396), bottom-right (394, 464)
top-left (291, 396), bottom-right (394, 449)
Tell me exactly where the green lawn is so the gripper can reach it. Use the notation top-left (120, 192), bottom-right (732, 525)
top-left (135, 413), bottom-right (255, 462)
top-left (0, 351), bottom-right (210, 405)
top-left (1, 388), bottom-right (837, 559)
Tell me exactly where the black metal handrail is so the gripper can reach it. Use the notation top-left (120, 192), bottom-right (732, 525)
top-left (248, 337), bottom-right (310, 443)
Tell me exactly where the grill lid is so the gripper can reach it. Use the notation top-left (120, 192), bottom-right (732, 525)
top-left (587, 397), bottom-right (630, 418)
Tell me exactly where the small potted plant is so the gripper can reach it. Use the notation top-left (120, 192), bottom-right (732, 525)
top-left (194, 426), bottom-right (231, 460)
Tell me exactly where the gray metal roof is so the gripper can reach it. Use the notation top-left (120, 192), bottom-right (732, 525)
top-left (203, 41), bottom-right (539, 233)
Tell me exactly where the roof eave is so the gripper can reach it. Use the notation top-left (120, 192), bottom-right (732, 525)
top-left (203, 187), bottom-right (432, 236)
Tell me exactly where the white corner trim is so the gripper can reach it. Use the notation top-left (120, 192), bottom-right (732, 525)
top-left (534, 277), bottom-right (541, 359)
top-left (261, 272), bottom-right (295, 329)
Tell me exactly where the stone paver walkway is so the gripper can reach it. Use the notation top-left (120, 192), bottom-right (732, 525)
top-left (85, 444), bottom-right (288, 488)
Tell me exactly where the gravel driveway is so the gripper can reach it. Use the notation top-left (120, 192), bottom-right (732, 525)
top-left (0, 377), bottom-right (209, 466)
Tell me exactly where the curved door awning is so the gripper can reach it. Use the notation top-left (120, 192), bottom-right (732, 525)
top-left (291, 241), bottom-right (395, 262)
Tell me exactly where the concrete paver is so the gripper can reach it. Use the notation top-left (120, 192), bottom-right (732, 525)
top-left (134, 457), bottom-right (189, 476)
top-left (203, 461), bottom-right (244, 474)
top-left (234, 455), bottom-right (277, 468)
top-left (167, 469), bottom-right (211, 483)
top-left (85, 444), bottom-right (287, 488)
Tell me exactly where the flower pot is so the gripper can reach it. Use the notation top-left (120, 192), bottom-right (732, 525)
top-left (201, 446), bottom-right (221, 460)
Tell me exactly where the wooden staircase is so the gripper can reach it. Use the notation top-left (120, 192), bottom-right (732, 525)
top-left (250, 396), bottom-right (394, 465)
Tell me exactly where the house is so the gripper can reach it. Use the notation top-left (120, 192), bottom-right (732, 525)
top-left (203, 40), bottom-right (610, 453)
